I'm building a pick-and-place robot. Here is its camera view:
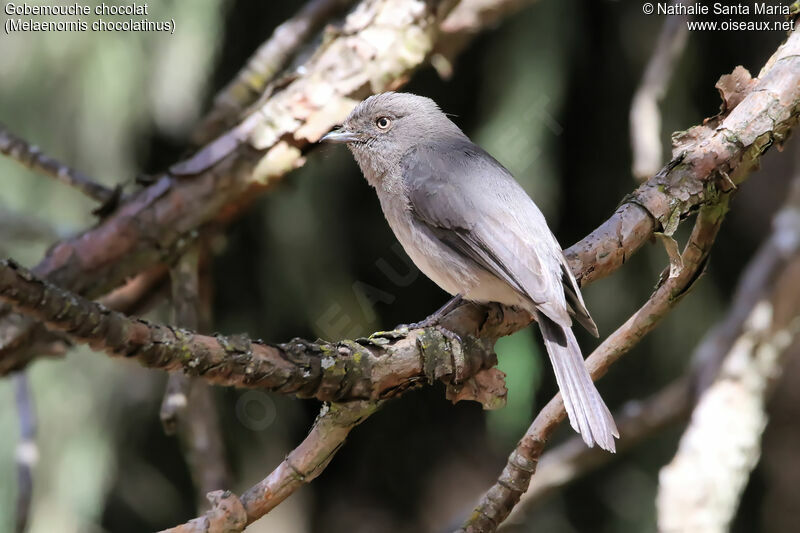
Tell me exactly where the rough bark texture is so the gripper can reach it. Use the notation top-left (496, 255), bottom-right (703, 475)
top-left (0, 258), bottom-right (506, 402)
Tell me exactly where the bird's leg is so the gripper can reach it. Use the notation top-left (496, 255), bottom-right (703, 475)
top-left (397, 295), bottom-right (465, 346)
top-left (400, 295), bottom-right (463, 329)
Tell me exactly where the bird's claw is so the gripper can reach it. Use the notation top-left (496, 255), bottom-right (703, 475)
top-left (398, 316), bottom-right (438, 330)
top-left (433, 325), bottom-right (462, 346)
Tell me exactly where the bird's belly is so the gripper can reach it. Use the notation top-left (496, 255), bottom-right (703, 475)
top-left (396, 226), bottom-right (469, 296)
top-left (388, 210), bottom-right (532, 311)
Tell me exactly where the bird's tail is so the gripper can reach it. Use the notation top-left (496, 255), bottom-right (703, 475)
top-left (537, 312), bottom-right (618, 452)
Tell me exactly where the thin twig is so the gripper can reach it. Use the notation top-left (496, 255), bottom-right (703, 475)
top-left (182, 382), bottom-right (230, 508)
top-left (630, 5), bottom-right (688, 181)
top-left (13, 371), bottom-right (37, 533)
top-left (159, 400), bottom-right (379, 533)
top-left (160, 249), bottom-right (203, 434)
top-left (500, 378), bottom-right (691, 528)
top-left (459, 195), bottom-right (730, 532)
top-left (161, 246), bottom-right (231, 505)
top-left (0, 124), bottom-right (116, 204)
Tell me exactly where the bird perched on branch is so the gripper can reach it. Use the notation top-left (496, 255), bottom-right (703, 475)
top-left (322, 92), bottom-right (618, 452)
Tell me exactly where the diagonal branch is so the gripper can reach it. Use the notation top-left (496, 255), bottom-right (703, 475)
top-left (459, 194), bottom-right (730, 532)
top-left (0, 123), bottom-right (118, 204)
top-left (193, 0), bottom-right (357, 144)
top-left (160, 400), bottom-right (380, 533)
top-left (500, 377), bottom-right (692, 528)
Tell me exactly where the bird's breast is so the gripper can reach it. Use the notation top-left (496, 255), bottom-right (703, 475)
top-left (378, 196), bottom-right (470, 296)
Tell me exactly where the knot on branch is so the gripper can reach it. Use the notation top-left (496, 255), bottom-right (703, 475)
top-left (162, 490), bottom-right (246, 533)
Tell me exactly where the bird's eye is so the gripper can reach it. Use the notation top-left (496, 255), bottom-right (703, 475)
top-left (375, 117), bottom-right (391, 130)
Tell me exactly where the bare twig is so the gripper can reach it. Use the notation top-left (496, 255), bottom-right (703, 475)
top-left (160, 249), bottom-right (204, 434)
top-left (656, 163), bottom-right (800, 533)
top-left (181, 382), bottom-right (230, 508)
top-left (0, 123), bottom-right (117, 204)
top-left (501, 378), bottom-right (692, 528)
top-left (194, 0), bottom-right (356, 143)
top-left (630, 6), bottom-right (689, 180)
top-left (460, 195), bottom-right (730, 532)
top-left (0, 208), bottom-right (71, 244)
top-left (161, 246), bottom-right (231, 505)
top-left (13, 371), bottom-right (37, 533)
top-left (160, 400), bottom-right (380, 533)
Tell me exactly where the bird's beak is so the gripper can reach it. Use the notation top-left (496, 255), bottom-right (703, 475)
top-left (321, 128), bottom-right (361, 144)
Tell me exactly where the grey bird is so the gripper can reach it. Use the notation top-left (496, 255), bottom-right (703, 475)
top-left (322, 92), bottom-right (618, 451)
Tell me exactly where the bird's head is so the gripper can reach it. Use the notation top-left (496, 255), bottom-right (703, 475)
top-left (321, 92), bottom-right (464, 185)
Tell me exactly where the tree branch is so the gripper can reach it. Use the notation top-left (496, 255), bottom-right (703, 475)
top-left (159, 400), bottom-right (380, 533)
top-left (460, 194), bottom-right (730, 532)
top-left (500, 377), bottom-right (692, 528)
top-left (0, 0), bottom-right (461, 373)
top-left (160, 249), bottom-right (204, 434)
top-left (629, 6), bottom-right (688, 181)
top-left (193, 0), bottom-right (357, 144)
top-left (159, 247), bottom-right (231, 506)
top-left (0, 258), bottom-right (506, 402)
top-left (0, 123), bottom-right (118, 205)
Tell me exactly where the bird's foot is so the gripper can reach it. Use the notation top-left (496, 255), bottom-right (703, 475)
top-left (397, 294), bottom-right (464, 331)
top-left (400, 316), bottom-right (438, 330)
top-left (433, 324), bottom-right (463, 346)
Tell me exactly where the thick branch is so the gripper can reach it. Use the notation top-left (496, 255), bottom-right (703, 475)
top-left (0, 259), bottom-right (505, 402)
top-left (193, 0), bottom-right (356, 143)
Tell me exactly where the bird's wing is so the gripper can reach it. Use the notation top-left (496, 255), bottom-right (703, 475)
top-left (401, 141), bottom-right (586, 329)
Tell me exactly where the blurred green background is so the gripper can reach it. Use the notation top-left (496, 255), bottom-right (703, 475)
top-left (0, 1), bottom-right (797, 532)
